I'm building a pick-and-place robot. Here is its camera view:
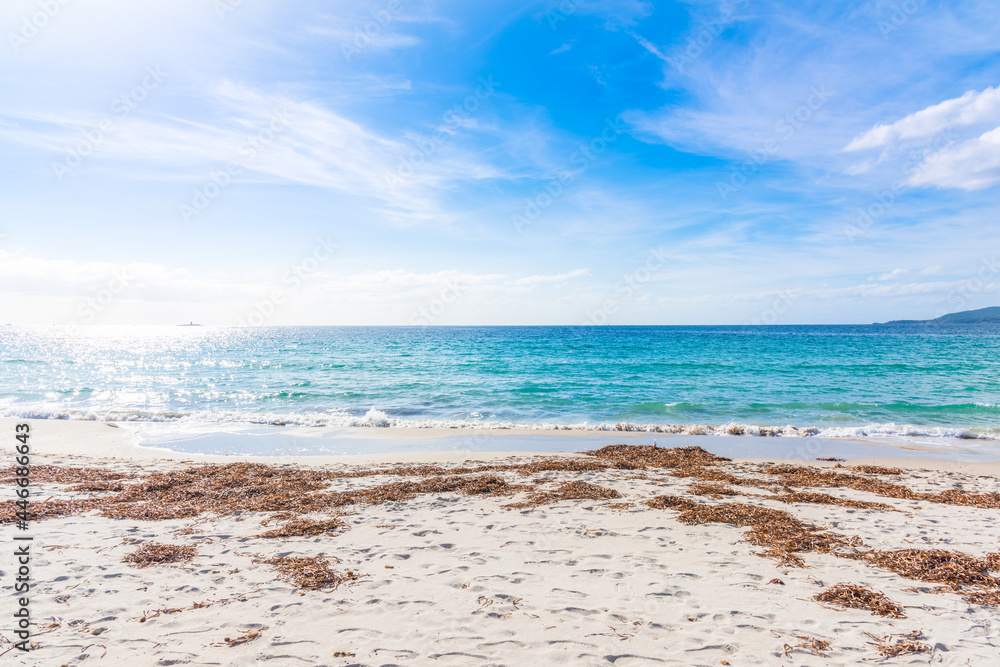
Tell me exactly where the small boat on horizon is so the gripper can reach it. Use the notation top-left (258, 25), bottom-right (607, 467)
top-left (178, 321), bottom-right (202, 327)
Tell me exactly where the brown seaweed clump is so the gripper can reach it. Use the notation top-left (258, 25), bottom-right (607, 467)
top-left (771, 490), bottom-right (895, 511)
top-left (331, 475), bottom-right (531, 507)
top-left (123, 542), bottom-right (197, 567)
top-left (985, 552), bottom-right (1000, 571)
top-left (866, 631), bottom-right (930, 659)
top-left (961, 590), bottom-right (1000, 606)
top-left (0, 464), bottom-right (128, 486)
top-left (587, 445), bottom-right (730, 470)
top-left (849, 464), bottom-right (903, 475)
top-left (504, 481), bottom-right (621, 509)
top-left (814, 584), bottom-right (905, 618)
top-left (100, 463), bottom-right (337, 520)
top-left (0, 497), bottom-right (100, 524)
top-left (256, 555), bottom-right (361, 590)
top-left (645, 497), bottom-right (860, 566)
top-left (256, 517), bottom-right (346, 538)
top-left (687, 483), bottom-right (741, 498)
top-left (856, 549), bottom-right (999, 590)
top-left (763, 464), bottom-right (1000, 509)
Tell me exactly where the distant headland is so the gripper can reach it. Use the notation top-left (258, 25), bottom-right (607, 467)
top-left (879, 306), bottom-right (1000, 325)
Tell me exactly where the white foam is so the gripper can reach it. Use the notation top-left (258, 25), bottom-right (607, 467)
top-left (2, 405), bottom-right (998, 441)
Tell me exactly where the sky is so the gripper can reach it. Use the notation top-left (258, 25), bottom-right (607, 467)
top-left (1, 0), bottom-right (999, 325)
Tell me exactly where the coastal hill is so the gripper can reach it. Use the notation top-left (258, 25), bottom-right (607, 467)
top-left (880, 305), bottom-right (1000, 325)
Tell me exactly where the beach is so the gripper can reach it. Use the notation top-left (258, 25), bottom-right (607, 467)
top-left (3, 419), bottom-right (999, 665)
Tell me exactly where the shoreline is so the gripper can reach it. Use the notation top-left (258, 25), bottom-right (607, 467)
top-left (7, 418), bottom-right (1000, 472)
top-left (3, 428), bottom-right (999, 664)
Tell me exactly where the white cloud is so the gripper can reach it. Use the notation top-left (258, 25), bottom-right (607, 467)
top-left (513, 269), bottom-right (590, 287)
top-left (876, 268), bottom-right (910, 281)
top-left (842, 85), bottom-right (1000, 190)
top-left (845, 86), bottom-right (1000, 151)
top-left (906, 126), bottom-right (1000, 190)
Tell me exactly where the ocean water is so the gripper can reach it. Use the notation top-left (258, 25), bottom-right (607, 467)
top-left (2, 324), bottom-right (1000, 442)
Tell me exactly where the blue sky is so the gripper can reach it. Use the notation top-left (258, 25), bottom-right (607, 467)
top-left (1, 0), bottom-right (999, 325)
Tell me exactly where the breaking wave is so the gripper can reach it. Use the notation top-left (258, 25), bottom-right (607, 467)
top-left (3, 405), bottom-right (998, 441)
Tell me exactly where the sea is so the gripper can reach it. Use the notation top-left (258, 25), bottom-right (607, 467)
top-left (2, 324), bottom-right (999, 457)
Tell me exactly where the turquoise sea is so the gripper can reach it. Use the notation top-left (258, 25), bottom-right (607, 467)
top-left (2, 325), bottom-right (1000, 444)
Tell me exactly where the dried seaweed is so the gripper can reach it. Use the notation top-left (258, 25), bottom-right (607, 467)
top-left (0, 465), bottom-right (127, 486)
top-left (504, 481), bottom-right (621, 508)
top-left (855, 548), bottom-right (999, 590)
top-left (605, 502), bottom-right (633, 510)
top-left (814, 584), bottom-right (905, 618)
top-left (221, 627), bottom-right (266, 647)
top-left (256, 517), bottom-right (346, 538)
top-left (255, 555), bottom-right (360, 590)
top-left (0, 497), bottom-right (100, 524)
top-left (646, 496), bottom-right (860, 566)
top-left (670, 466), bottom-right (747, 485)
top-left (687, 483), bottom-right (740, 498)
top-left (961, 590), bottom-right (1000, 606)
top-left (587, 445), bottom-right (730, 470)
top-left (507, 459), bottom-right (609, 476)
top-left (123, 542), bottom-right (196, 567)
top-left (985, 552), bottom-right (1000, 572)
top-left (98, 463), bottom-right (338, 520)
top-left (331, 475), bottom-right (531, 507)
top-left (849, 465), bottom-right (903, 476)
top-left (782, 635), bottom-right (831, 657)
top-left (866, 631), bottom-right (930, 659)
top-left (763, 464), bottom-right (1000, 508)
top-left (646, 495), bottom-right (701, 512)
top-left (772, 491), bottom-right (895, 511)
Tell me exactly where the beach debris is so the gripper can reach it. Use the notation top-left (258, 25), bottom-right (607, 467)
top-left (761, 464), bottom-right (1000, 508)
top-left (254, 555), bottom-right (362, 590)
top-left (5, 443), bottom-right (1000, 615)
top-left (503, 481), bottom-right (620, 508)
top-left (256, 517), bottom-right (346, 538)
top-left (961, 590), bottom-right (1000, 606)
top-left (782, 635), bottom-right (831, 657)
top-left (770, 490), bottom-right (895, 511)
top-left (587, 444), bottom-right (730, 470)
top-left (814, 584), bottom-right (905, 617)
top-left (0, 464), bottom-right (127, 486)
top-left (123, 542), bottom-right (196, 567)
top-left (687, 483), bottom-right (740, 498)
top-left (219, 627), bottom-right (266, 647)
top-left (645, 497), bottom-right (860, 567)
top-left (849, 465), bottom-right (903, 475)
top-left (865, 631), bottom-right (930, 659)
top-left (100, 463), bottom-right (335, 520)
top-left (330, 475), bottom-right (531, 507)
top-left (854, 549), bottom-right (998, 589)
top-left (606, 502), bottom-right (634, 510)
top-left (816, 457), bottom-right (845, 462)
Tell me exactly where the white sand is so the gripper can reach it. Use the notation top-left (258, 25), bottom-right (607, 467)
top-left (3, 419), bottom-right (1000, 665)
